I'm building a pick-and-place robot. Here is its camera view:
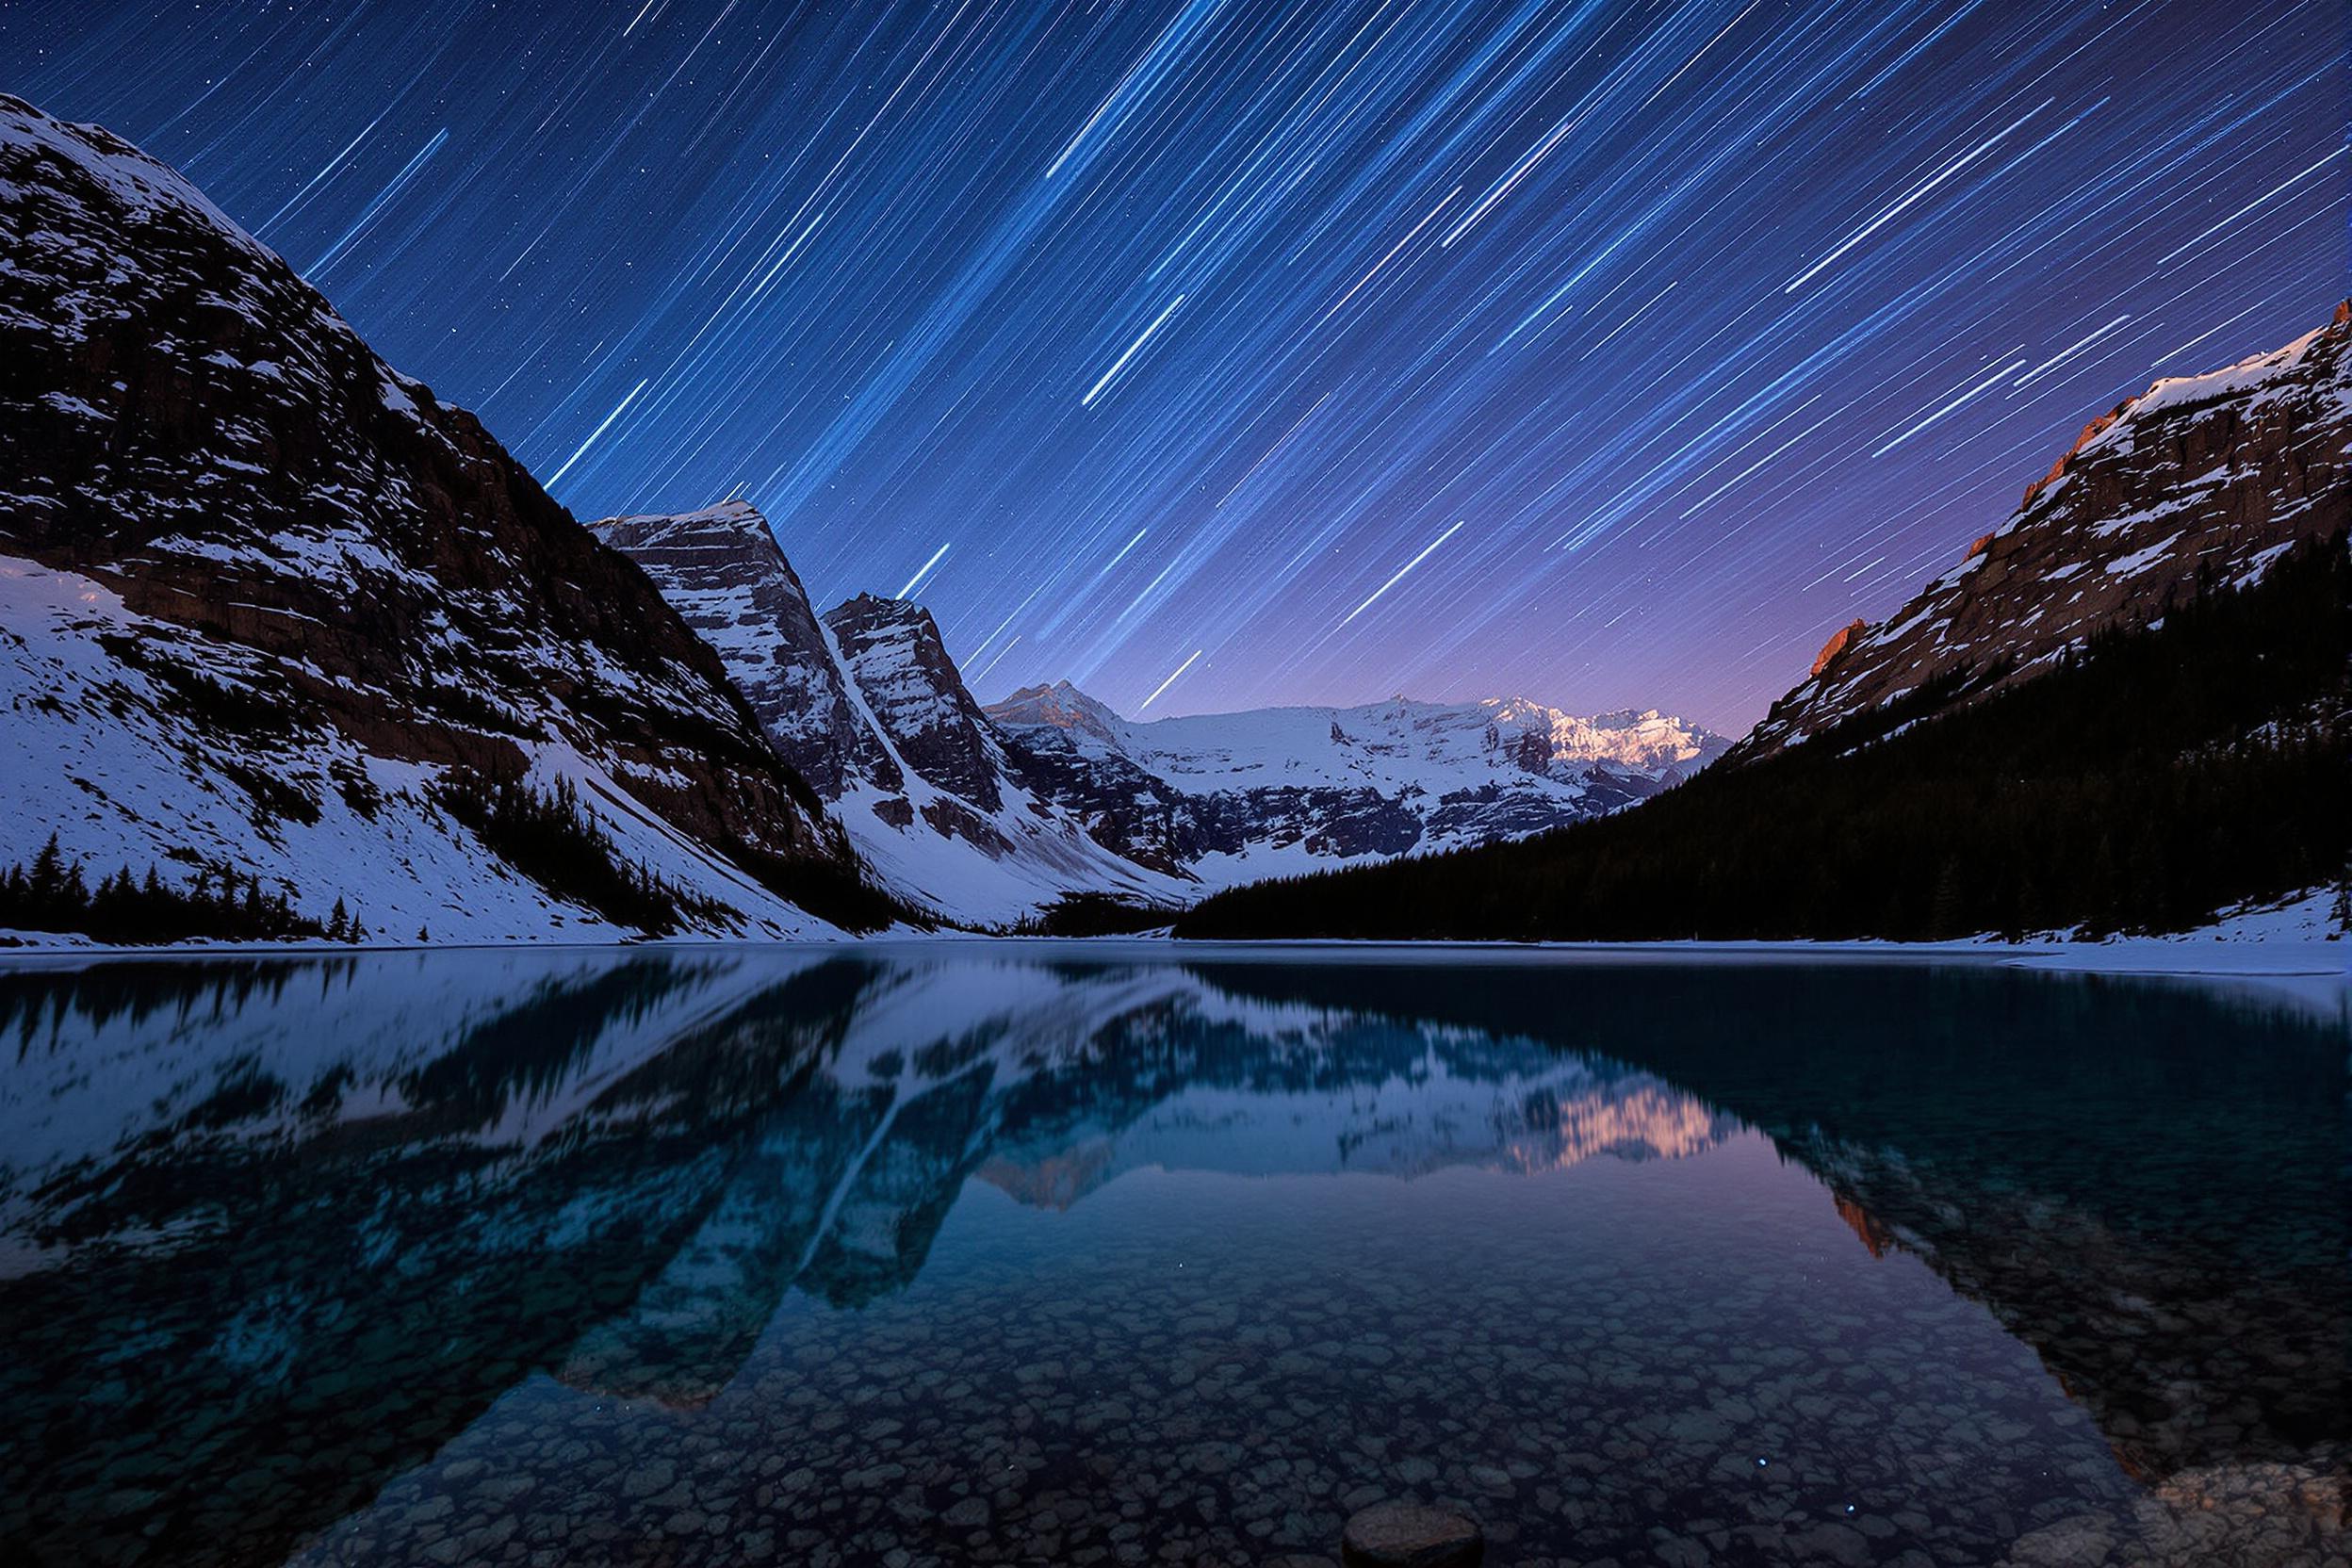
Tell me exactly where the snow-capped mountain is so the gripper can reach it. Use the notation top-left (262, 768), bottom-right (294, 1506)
top-left (1737, 301), bottom-right (2352, 760)
top-left (989, 680), bottom-right (1730, 886)
top-left (0, 96), bottom-right (874, 941)
top-left (597, 501), bottom-right (1722, 920)
top-left (592, 505), bottom-right (1184, 923)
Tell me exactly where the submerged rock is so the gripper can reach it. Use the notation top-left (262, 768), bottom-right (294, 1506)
top-left (1340, 1501), bottom-right (1483, 1567)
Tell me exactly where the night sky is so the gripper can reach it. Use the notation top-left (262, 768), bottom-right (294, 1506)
top-left (8, 1), bottom-right (2344, 728)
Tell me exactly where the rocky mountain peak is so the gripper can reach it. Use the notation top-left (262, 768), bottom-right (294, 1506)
top-left (1736, 301), bottom-right (2352, 760)
top-left (823, 594), bottom-right (1004, 810)
top-left (588, 504), bottom-right (901, 799)
top-left (1811, 618), bottom-right (1869, 678)
top-left (983, 679), bottom-right (1126, 748)
top-left (634, 498), bottom-right (772, 541)
top-left (598, 515), bottom-right (1186, 923)
top-left (830, 589), bottom-right (930, 625)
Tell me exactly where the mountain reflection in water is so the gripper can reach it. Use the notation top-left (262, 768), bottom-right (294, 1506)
top-left (0, 948), bottom-right (2343, 1568)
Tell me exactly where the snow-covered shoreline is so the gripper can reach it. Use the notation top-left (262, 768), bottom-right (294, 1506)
top-left (4, 895), bottom-right (2342, 982)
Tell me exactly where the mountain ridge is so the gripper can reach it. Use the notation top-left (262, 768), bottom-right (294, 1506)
top-left (594, 500), bottom-right (1725, 921)
top-left (985, 673), bottom-right (1728, 883)
top-left (1736, 300), bottom-right (2352, 760)
top-left (0, 94), bottom-right (890, 941)
top-left (587, 507), bottom-right (1187, 923)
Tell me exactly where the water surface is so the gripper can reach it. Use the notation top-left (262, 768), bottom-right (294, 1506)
top-left (1, 945), bottom-right (2344, 1567)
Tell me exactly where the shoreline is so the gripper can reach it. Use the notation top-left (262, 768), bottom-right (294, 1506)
top-left (1, 928), bottom-right (2341, 981)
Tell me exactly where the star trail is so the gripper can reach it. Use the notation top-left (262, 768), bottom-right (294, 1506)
top-left (8, 0), bottom-right (2343, 727)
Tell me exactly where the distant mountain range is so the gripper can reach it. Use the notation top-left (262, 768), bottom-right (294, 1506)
top-left (587, 498), bottom-right (1724, 920)
top-left (1, 91), bottom-right (2341, 942)
top-left (985, 680), bottom-right (1724, 880)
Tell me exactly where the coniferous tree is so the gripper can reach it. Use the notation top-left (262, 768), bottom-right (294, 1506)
top-left (0, 846), bottom-right (327, 942)
top-left (28, 835), bottom-right (63, 904)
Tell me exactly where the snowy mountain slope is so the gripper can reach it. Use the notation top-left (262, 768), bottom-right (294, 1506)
top-left (591, 505), bottom-right (1185, 923)
top-left (1737, 301), bottom-right (2352, 760)
top-left (989, 680), bottom-right (1730, 886)
top-left (0, 96), bottom-right (874, 940)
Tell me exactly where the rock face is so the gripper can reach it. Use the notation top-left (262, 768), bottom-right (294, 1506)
top-left (593, 507), bottom-right (1183, 923)
top-left (987, 678), bottom-right (1124, 746)
top-left (1738, 302), bottom-right (2352, 760)
top-left (824, 594), bottom-right (1005, 809)
top-left (1811, 618), bottom-right (1869, 678)
top-left (989, 682), bottom-right (1730, 886)
top-left (0, 96), bottom-right (861, 939)
top-left (589, 504), bottom-right (900, 799)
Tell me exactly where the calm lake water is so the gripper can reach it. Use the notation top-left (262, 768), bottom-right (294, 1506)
top-left (0, 946), bottom-right (2344, 1568)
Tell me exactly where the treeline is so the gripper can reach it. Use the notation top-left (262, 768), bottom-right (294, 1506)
top-left (0, 838), bottom-right (332, 944)
top-left (437, 771), bottom-right (914, 936)
top-left (714, 824), bottom-right (920, 935)
top-left (1, 775), bottom-right (911, 947)
top-left (1005, 891), bottom-right (1176, 937)
top-left (436, 773), bottom-right (735, 937)
top-left (1178, 534), bottom-right (2352, 942)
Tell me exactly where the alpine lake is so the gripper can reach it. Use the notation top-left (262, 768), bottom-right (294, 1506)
top-left (1, 944), bottom-right (2344, 1567)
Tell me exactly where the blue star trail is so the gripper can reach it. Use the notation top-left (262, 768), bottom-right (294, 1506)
top-left (8, 0), bottom-right (2342, 727)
